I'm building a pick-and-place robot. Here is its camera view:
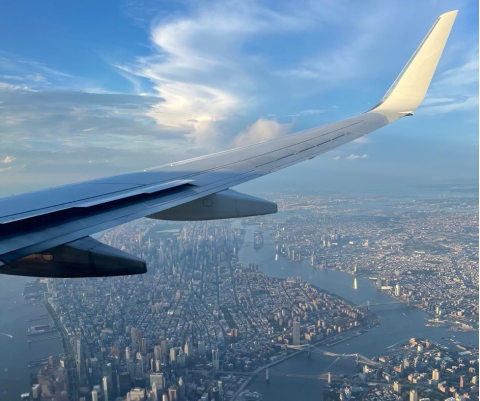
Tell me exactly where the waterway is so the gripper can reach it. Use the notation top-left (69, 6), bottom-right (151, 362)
top-left (0, 275), bottom-right (63, 400)
top-left (0, 197), bottom-right (476, 399)
top-left (236, 223), bottom-right (478, 401)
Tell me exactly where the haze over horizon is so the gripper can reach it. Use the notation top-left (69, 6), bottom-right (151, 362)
top-left (0, 0), bottom-right (478, 196)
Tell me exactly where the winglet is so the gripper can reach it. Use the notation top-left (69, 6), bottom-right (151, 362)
top-left (370, 10), bottom-right (458, 115)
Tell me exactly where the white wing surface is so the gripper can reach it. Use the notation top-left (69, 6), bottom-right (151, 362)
top-left (0, 11), bottom-right (457, 277)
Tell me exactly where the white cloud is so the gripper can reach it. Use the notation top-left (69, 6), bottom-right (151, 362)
top-left (346, 154), bottom-right (368, 160)
top-left (232, 118), bottom-right (292, 148)
top-left (118, 2), bottom-right (312, 150)
top-left (117, 1), bottom-right (370, 150)
top-left (287, 109), bottom-right (325, 117)
top-left (333, 156), bottom-right (340, 160)
top-left (2, 155), bottom-right (16, 164)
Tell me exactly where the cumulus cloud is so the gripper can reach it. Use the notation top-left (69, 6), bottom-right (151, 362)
top-left (2, 155), bottom-right (16, 164)
top-left (231, 118), bottom-right (292, 148)
top-left (117, 2), bottom-right (312, 149)
top-left (346, 154), bottom-right (369, 160)
top-left (119, 1), bottom-right (401, 150)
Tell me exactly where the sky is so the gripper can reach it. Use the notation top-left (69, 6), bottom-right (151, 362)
top-left (0, 0), bottom-right (478, 196)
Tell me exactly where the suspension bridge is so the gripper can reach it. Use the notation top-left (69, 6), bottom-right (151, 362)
top-left (282, 343), bottom-right (381, 368)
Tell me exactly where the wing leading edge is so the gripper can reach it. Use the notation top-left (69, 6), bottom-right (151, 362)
top-left (0, 11), bottom-right (457, 277)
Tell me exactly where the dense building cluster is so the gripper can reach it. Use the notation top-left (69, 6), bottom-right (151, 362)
top-left (24, 193), bottom-right (477, 401)
top-left (31, 216), bottom-right (373, 401)
top-left (327, 337), bottom-right (478, 401)
top-left (264, 194), bottom-right (478, 325)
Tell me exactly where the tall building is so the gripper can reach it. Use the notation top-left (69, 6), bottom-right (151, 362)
top-left (74, 337), bottom-right (88, 388)
top-left (154, 346), bottom-right (162, 361)
top-left (395, 283), bottom-right (401, 297)
top-left (432, 369), bottom-right (440, 381)
top-left (353, 278), bottom-right (357, 290)
top-left (160, 339), bottom-right (167, 356)
top-left (409, 389), bottom-right (418, 401)
top-left (293, 320), bottom-right (301, 345)
top-left (217, 380), bottom-right (223, 401)
top-left (459, 375), bottom-right (465, 388)
top-left (150, 373), bottom-right (165, 391)
top-left (102, 376), bottom-right (109, 401)
top-left (393, 381), bottom-right (401, 394)
top-left (91, 390), bottom-right (99, 401)
top-left (140, 338), bottom-right (147, 355)
top-left (176, 349), bottom-right (186, 367)
top-left (119, 372), bottom-right (132, 397)
top-left (168, 385), bottom-right (178, 401)
top-left (178, 377), bottom-right (185, 401)
top-left (198, 341), bottom-right (206, 358)
top-left (184, 340), bottom-right (192, 358)
top-left (151, 382), bottom-right (159, 401)
top-left (127, 387), bottom-right (146, 401)
top-left (170, 348), bottom-right (178, 367)
top-left (212, 348), bottom-right (220, 370)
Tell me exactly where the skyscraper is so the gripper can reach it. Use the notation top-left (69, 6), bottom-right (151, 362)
top-left (395, 283), bottom-right (401, 297)
top-left (293, 320), bottom-right (301, 345)
top-left (102, 376), bottom-right (109, 401)
top-left (154, 345), bottom-right (161, 361)
top-left (212, 348), bottom-right (220, 370)
top-left (140, 338), bottom-right (147, 355)
top-left (178, 377), bottom-right (185, 401)
top-left (170, 348), bottom-right (177, 367)
top-left (432, 369), bottom-right (440, 380)
top-left (168, 385), bottom-right (178, 401)
top-left (74, 337), bottom-right (88, 388)
top-left (184, 340), bottom-right (192, 358)
top-left (409, 389), bottom-right (418, 401)
top-left (150, 373), bottom-right (165, 391)
top-left (393, 381), bottom-right (401, 394)
top-left (198, 341), bottom-right (206, 358)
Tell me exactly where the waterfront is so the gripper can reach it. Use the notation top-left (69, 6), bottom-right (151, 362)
top-left (0, 275), bottom-right (63, 400)
top-left (237, 223), bottom-right (478, 401)
top-left (0, 200), bottom-right (477, 400)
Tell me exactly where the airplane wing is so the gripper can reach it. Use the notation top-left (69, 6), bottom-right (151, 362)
top-left (0, 11), bottom-right (457, 277)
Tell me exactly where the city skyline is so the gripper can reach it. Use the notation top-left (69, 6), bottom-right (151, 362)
top-left (6, 191), bottom-right (478, 401)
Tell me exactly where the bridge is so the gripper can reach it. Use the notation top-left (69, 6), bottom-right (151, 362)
top-left (316, 298), bottom-right (411, 314)
top-left (281, 343), bottom-right (382, 368)
top-left (357, 299), bottom-right (411, 309)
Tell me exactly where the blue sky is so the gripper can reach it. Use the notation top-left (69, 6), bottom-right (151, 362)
top-left (0, 0), bottom-right (478, 196)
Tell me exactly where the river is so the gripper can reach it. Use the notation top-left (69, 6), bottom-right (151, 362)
top-left (236, 223), bottom-right (478, 401)
top-left (0, 275), bottom-right (63, 400)
top-left (0, 206), bottom-right (476, 400)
